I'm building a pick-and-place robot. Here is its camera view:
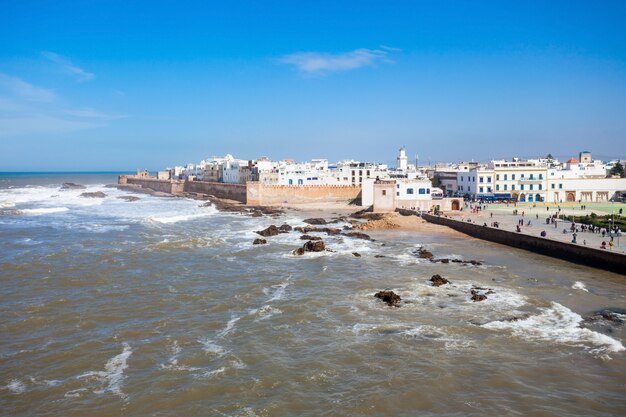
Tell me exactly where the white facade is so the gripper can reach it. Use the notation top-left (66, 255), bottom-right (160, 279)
top-left (545, 177), bottom-right (626, 203)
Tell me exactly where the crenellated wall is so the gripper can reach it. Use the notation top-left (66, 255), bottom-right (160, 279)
top-left (422, 213), bottom-right (626, 275)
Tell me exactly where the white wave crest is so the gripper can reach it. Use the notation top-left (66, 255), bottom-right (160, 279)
top-left (482, 302), bottom-right (624, 358)
top-left (572, 281), bottom-right (589, 292)
top-left (217, 316), bottom-right (240, 338)
top-left (4, 379), bottom-right (26, 394)
top-left (264, 281), bottom-right (289, 302)
top-left (198, 338), bottom-right (227, 357)
top-left (78, 342), bottom-right (132, 399)
top-left (147, 210), bottom-right (215, 224)
top-left (21, 207), bottom-right (69, 215)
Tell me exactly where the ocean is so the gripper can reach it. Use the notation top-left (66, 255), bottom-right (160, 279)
top-left (1, 173), bottom-right (625, 416)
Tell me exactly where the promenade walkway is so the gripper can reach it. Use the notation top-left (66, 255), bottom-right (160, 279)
top-left (448, 202), bottom-right (626, 255)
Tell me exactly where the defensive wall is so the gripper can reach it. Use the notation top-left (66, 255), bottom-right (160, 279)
top-left (184, 180), bottom-right (247, 203)
top-left (246, 183), bottom-right (360, 206)
top-left (422, 213), bottom-right (626, 275)
top-left (120, 176), bottom-right (185, 194)
top-left (118, 175), bottom-right (361, 206)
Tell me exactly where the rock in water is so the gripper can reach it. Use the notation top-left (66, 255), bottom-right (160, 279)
top-left (253, 238), bottom-right (267, 245)
top-left (352, 252), bottom-right (361, 257)
top-left (303, 240), bottom-right (325, 252)
top-left (61, 182), bottom-right (86, 190)
top-left (256, 225), bottom-right (280, 237)
top-left (303, 218), bottom-right (327, 225)
top-left (80, 191), bottom-right (106, 198)
top-left (300, 234), bottom-right (322, 241)
top-left (342, 231), bottom-right (372, 240)
top-left (117, 196), bottom-right (140, 202)
top-left (292, 247), bottom-right (305, 256)
top-left (374, 290), bottom-right (401, 307)
top-left (415, 247), bottom-right (434, 259)
top-left (430, 274), bottom-right (450, 287)
top-left (470, 289), bottom-right (488, 302)
top-left (278, 224), bottom-right (292, 233)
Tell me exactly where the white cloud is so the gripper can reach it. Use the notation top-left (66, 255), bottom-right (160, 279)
top-left (0, 72), bottom-right (124, 137)
top-left (279, 47), bottom-right (397, 75)
top-left (0, 73), bottom-right (56, 102)
top-left (42, 51), bottom-right (95, 82)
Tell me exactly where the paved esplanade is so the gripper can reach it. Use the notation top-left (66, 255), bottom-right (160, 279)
top-left (451, 202), bottom-right (626, 255)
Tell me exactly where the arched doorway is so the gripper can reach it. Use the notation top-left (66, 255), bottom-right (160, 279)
top-left (519, 193), bottom-right (526, 202)
top-left (535, 194), bottom-right (542, 202)
top-left (451, 200), bottom-right (460, 210)
top-left (566, 192), bottom-right (575, 202)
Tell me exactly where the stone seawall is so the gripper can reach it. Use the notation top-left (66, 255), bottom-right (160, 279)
top-left (184, 180), bottom-right (247, 203)
top-left (119, 176), bottom-right (360, 206)
top-left (246, 183), bottom-right (361, 206)
top-left (422, 213), bottom-right (626, 275)
top-left (122, 176), bottom-right (185, 194)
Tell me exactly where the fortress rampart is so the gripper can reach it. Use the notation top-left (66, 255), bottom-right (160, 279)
top-left (118, 175), bottom-right (361, 206)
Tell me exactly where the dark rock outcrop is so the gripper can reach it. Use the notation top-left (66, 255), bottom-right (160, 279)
top-left (342, 231), bottom-right (372, 240)
top-left (430, 274), bottom-right (450, 287)
top-left (470, 289), bottom-right (488, 302)
top-left (352, 252), bottom-right (361, 257)
top-left (293, 247), bottom-right (305, 256)
top-left (80, 191), bottom-right (106, 198)
top-left (295, 226), bottom-right (341, 236)
top-left (117, 196), bottom-right (140, 202)
top-left (300, 234), bottom-right (322, 241)
top-left (414, 247), bottom-right (434, 260)
top-left (278, 224), bottom-right (292, 233)
top-left (374, 255), bottom-right (386, 258)
top-left (61, 182), bottom-right (86, 190)
top-left (303, 240), bottom-right (325, 252)
top-left (584, 309), bottom-right (625, 325)
top-left (303, 218), bottom-right (327, 225)
top-left (253, 238), bottom-right (267, 245)
top-left (256, 225), bottom-right (280, 237)
top-left (374, 290), bottom-right (401, 307)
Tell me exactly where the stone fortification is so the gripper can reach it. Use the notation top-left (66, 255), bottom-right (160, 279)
top-left (422, 213), bottom-right (626, 275)
top-left (246, 183), bottom-right (361, 206)
top-left (118, 175), bottom-right (361, 206)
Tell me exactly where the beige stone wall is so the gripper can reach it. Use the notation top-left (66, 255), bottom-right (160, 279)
top-left (247, 183), bottom-right (360, 206)
top-left (184, 180), bottom-right (247, 203)
top-left (124, 177), bottom-right (184, 194)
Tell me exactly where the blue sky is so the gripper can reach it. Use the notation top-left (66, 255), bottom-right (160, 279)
top-left (1, 0), bottom-right (625, 171)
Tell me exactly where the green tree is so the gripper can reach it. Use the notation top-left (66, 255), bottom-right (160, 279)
top-left (609, 161), bottom-right (625, 177)
top-left (431, 176), bottom-right (442, 187)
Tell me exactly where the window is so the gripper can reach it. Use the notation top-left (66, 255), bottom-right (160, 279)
top-left (530, 184), bottom-right (534, 190)
top-left (487, 187), bottom-right (492, 193)
top-left (521, 174), bottom-right (525, 179)
top-left (539, 173), bottom-right (543, 179)
top-left (367, 170), bottom-right (370, 176)
top-left (352, 170), bottom-right (355, 176)
top-left (479, 187), bottom-right (483, 193)
top-left (496, 184), bottom-right (500, 191)
top-left (479, 177), bottom-right (484, 183)
top-left (397, 184), bottom-right (400, 188)
top-left (504, 184), bottom-right (508, 190)
top-left (559, 184), bottom-right (563, 189)
top-left (427, 189), bottom-right (430, 194)
top-left (530, 174), bottom-right (534, 180)
top-left (487, 177), bottom-right (491, 183)
top-left (496, 174), bottom-right (500, 180)
top-left (512, 174), bottom-right (516, 180)
top-left (396, 192), bottom-right (399, 196)
top-left (419, 188), bottom-right (426, 194)
top-left (511, 184), bottom-right (515, 190)
top-left (288, 179), bottom-right (293, 185)
top-left (551, 184), bottom-right (555, 189)
top-left (520, 184), bottom-right (524, 190)
top-left (539, 184), bottom-right (542, 190)
top-left (407, 188), bottom-right (414, 194)
top-left (382, 190), bottom-right (386, 196)
top-left (504, 174), bottom-right (508, 180)
top-left (461, 176), bottom-right (464, 181)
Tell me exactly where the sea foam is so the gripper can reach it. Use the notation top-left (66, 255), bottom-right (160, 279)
top-left (482, 302), bottom-right (624, 358)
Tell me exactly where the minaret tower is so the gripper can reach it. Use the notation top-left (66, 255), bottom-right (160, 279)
top-left (397, 147), bottom-right (408, 171)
